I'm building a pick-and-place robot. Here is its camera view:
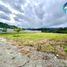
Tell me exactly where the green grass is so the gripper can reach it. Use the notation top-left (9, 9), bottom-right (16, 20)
top-left (0, 32), bottom-right (67, 40)
top-left (64, 45), bottom-right (67, 52)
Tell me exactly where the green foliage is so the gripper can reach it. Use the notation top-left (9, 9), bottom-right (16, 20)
top-left (64, 45), bottom-right (67, 52)
top-left (14, 28), bottom-right (22, 32)
top-left (40, 28), bottom-right (67, 33)
top-left (0, 22), bottom-right (17, 29)
top-left (0, 32), bottom-right (67, 40)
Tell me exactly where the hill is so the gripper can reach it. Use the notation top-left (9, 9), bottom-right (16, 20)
top-left (0, 22), bottom-right (17, 29)
top-left (24, 28), bottom-right (67, 33)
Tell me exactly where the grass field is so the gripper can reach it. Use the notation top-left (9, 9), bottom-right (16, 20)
top-left (0, 32), bottom-right (67, 40)
top-left (0, 32), bottom-right (67, 58)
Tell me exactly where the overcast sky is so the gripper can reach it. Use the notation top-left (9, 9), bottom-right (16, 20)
top-left (0, 0), bottom-right (67, 28)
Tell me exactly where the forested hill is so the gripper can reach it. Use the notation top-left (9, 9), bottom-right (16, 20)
top-left (0, 22), bottom-right (17, 29)
top-left (24, 28), bottom-right (67, 33)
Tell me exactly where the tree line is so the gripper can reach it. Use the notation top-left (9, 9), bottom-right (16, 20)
top-left (0, 22), bottom-right (22, 32)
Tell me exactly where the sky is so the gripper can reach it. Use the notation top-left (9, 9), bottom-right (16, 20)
top-left (0, 0), bottom-right (67, 28)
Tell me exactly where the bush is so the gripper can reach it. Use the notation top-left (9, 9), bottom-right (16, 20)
top-left (14, 28), bottom-right (22, 32)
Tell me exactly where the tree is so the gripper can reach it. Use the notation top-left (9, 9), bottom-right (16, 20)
top-left (14, 28), bottom-right (21, 32)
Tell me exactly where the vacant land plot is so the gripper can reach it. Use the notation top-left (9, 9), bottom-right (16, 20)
top-left (0, 32), bottom-right (67, 59)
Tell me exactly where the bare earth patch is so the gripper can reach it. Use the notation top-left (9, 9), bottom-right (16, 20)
top-left (6, 38), bottom-right (67, 59)
top-left (0, 38), bottom-right (67, 67)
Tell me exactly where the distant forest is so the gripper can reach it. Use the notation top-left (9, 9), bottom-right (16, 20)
top-left (0, 22), bottom-right (67, 33)
top-left (0, 22), bottom-right (17, 29)
top-left (25, 28), bottom-right (67, 33)
top-left (40, 28), bottom-right (67, 33)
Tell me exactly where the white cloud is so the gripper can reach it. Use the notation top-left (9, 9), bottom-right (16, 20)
top-left (0, 0), bottom-right (67, 28)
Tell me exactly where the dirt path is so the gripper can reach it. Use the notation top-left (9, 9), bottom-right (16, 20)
top-left (0, 38), bottom-right (67, 67)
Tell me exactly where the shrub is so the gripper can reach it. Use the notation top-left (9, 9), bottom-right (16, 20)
top-left (14, 28), bottom-right (21, 32)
